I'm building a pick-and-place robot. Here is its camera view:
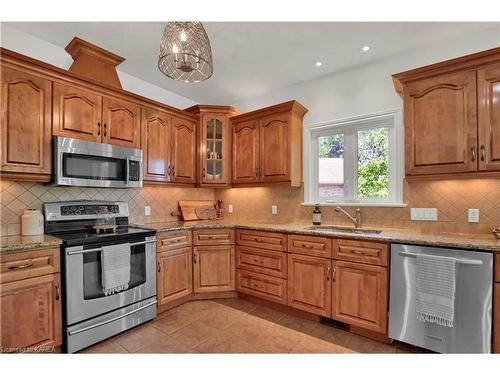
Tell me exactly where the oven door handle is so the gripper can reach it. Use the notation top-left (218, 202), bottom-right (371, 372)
top-left (67, 239), bottom-right (157, 255)
top-left (67, 300), bottom-right (157, 336)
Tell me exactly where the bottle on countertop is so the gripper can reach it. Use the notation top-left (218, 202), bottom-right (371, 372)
top-left (312, 204), bottom-right (322, 225)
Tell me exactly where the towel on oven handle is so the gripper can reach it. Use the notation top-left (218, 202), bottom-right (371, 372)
top-left (101, 243), bottom-right (131, 296)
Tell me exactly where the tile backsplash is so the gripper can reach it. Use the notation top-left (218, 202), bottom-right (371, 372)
top-left (1, 178), bottom-right (499, 236)
top-left (0, 180), bottom-right (214, 236)
top-left (215, 179), bottom-right (500, 235)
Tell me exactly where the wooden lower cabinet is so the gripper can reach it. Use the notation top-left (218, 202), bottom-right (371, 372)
top-left (331, 260), bottom-right (388, 334)
top-left (237, 269), bottom-right (287, 305)
top-left (193, 245), bottom-right (235, 293)
top-left (0, 273), bottom-right (62, 351)
top-left (287, 253), bottom-right (332, 316)
top-left (157, 247), bottom-right (193, 305)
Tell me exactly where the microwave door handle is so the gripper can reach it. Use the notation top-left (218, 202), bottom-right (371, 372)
top-left (125, 157), bottom-right (130, 185)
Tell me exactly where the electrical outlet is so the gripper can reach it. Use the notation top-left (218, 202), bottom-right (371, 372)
top-left (272, 205), bottom-right (278, 215)
top-left (228, 204), bottom-right (233, 214)
top-left (468, 208), bottom-right (480, 223)
top-left (410, 208), bottom-right (437, 221)
top-left (144, 206), bottom-right (151, 216)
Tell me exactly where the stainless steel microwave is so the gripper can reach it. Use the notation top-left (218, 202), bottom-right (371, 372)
top-left (51, 136), bottom-right (143, 188)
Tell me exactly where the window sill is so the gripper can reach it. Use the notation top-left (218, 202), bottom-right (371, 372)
top-left (301, 202), bottom-right (408, 208)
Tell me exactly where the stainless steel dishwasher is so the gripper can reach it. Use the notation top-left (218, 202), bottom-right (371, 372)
top-left (389, 243), bottom-right (493, 353)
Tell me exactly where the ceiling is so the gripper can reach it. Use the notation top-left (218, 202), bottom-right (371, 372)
top-left (5, 22), bottom-right (498, 105)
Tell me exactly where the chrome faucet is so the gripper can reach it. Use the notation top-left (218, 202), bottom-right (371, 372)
top-left (334, 206), bottom-right (362, 229)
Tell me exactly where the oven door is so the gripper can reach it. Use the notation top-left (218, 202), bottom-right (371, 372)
top-left (53, 136), bottom-right (142, 188)
top-left (64, 236), bottom-right (156, 325)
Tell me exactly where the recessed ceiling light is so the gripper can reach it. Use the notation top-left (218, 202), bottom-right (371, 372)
top-left (362, 46), bottom-right (371, 52)
top-left (315, 61), bottom-right (323, 67)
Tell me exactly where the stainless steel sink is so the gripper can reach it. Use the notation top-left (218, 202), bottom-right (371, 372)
top-left (304, 225), bottom-right (382, 234)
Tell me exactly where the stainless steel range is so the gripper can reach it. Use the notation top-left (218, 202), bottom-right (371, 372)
top-left (43, 200), bottom-right (157, 353)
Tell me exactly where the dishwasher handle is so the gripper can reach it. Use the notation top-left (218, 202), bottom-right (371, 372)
top-left (398, 252), bottom-right (483, 266)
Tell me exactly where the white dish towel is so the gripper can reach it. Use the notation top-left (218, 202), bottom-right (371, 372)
top-left (415, 253), bottom-right (456, 327)
top-left (101, 243), bottom-right (131, 296)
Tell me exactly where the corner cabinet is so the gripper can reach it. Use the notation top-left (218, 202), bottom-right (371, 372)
top-left (1, 66), bottom-right (52, 180)
top-left (185, 105), bottom-right (240, 187)
top-left (393, 46), bottom-right (500, 179)
top-left (231, 100), bottom-right (308, 187)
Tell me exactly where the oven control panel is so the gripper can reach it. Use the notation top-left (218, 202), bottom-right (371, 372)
top-left (61, 204), bottom-right (120, 216)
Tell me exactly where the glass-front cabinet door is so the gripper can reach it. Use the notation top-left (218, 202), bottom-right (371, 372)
top-left (202, 114), bottom-right (228, 185)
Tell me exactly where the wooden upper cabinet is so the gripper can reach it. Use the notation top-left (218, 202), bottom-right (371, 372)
top-left (102, 96), bottom-right (141, 148)
top-left (478, 62), bottom-right (500, 171)
top-left (170, 116), bottom-right (196, 184)
top-left (232, 119), bottom-right (260, 184)
top-left (52, 82), bottom-right (101, 142)
top-left (141, 108), bottom-right (171, 182)
top-left (393, 47), bottom-right (500, 179)
top-left (231, 101), bottom-right (307, 186)
top-left (403, 70), bottom-right (477, 175)
top-left (259, 112), bottom-right (290, 182)
top-left (331, 260), bottom-right (388, 334)
top-left (287, 253), bottom-right (332, 317)
top-left (0, 66), bottom-right (52, 178)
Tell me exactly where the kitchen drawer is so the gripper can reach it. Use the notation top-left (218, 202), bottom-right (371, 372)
top-left (0, 247), bottom-right (60, 284)
top-left (236, 229), bottom-right (287, 252)
top-left (333, 239), bottom-right (388, 266)
top-left (236, 246), bottom-right (287, 278)
top-left (157, 231), bottom-right (192, 252)
top-left (193, 229), bottom-right (234, 245)
top-left (288, 234), bottom-right (332, 258)
top-left (495, 254), bottom-right (500, 283)
top-left (237, 269), bottom-right (287, 305)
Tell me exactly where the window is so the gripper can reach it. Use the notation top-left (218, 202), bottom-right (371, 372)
top-left (304, 110), bottom-right (404, 206)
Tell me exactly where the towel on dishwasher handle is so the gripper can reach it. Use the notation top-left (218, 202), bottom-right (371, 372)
top-left (101, 243), bottom-right (131, 296)
top-left (415, 253), bottom-right (456, 327)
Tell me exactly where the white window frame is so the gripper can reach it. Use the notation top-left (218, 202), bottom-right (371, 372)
top-left (303, 109), bottom-right (405, 207)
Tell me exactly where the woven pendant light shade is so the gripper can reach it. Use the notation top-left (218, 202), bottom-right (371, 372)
top-left (158, 22), bottom-right (213, 83)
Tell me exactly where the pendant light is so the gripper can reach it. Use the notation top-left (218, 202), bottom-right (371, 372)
top-left (158, 22), bottom-right (213, 83)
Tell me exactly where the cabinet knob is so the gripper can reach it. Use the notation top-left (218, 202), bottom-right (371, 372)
top-left (157, 261), bottom-right (161, 273)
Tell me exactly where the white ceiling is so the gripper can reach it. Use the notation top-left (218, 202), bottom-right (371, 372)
top-left (5, 22), bottom-right (498, 105)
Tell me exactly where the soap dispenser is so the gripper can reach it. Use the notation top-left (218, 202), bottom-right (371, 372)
top-left (312, 204), bottom-right (322, 225)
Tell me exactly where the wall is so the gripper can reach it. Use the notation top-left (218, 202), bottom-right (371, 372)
top-left (0, 180), bottom-right (214, 235)
top-left (0, 24), bottom-right (197, 109)
top-left (219, 26), bottom-right (500, 235)
top-left (215, 179), bottom-right (500, 235)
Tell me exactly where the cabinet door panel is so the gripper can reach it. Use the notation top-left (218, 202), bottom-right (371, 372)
top-left (232, 120), bottom-right (259, 183)
top-left (193, 245), bottom-right (235, 293)
top-left (404, 70), bottom-right (477, 175)
top-left (53, 82), bottom-right (101, 142)
top-left (331, 261), bottom-right (388, 333)
top-left (102, 96), bottom-right (140, 148)
top-left (287, 253), bottom-right (331, 316)
top-left (1, 66), bottom-right (51, 175)
top-left (201, 114), bottom-right (229, 185)
top-left (141, 108), bottom-right (171, 182)
top-left (171, 116), bottom-right (196, 184)
top-left (478, 63), bottom-right (500, 171)
top-left (259, 112), bottom-right (290, 182)
top-left (1, 274), bottom-right (62, 350)
top-left (157, 248), bottom-right (193, 305)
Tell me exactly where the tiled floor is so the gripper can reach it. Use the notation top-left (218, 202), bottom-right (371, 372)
top-left (81, 298), bottom-right (418, 354)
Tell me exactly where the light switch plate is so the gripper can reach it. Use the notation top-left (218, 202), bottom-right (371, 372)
top-left (410, 208), bottom-right (437, 221)
top-left (228, 204), bottom-right (234, 214)
top-left (468, 208), bottom-right (480, 223)
top-left (144, 206), bottom-right (151, 216)
top-left (271, 205), bottom-right (278, 215)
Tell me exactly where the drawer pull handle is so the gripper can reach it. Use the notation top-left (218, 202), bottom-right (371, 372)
top-left (8, 262), bottom-right (33, 270)
top-left (301, 244), bottom-right (314, 249)
top-left (252, 283), bottom-right (264, 289)
top-left (55, 284), bottom-right (60, 300)
top-left (255, 238), bottom-right (264, 243)
top-left (351, 250), bottom-right (367, 255)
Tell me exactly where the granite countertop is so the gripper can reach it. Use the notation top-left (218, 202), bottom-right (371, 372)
top-left (0, 234), bottom-right (62, 254)
top-left (2, 220), bottom-right (499, 254)
top-left (141, 220), bottom-right (500, 253)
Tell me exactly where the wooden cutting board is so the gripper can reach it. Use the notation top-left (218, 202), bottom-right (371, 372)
top-left (177, 200), bottom-right (215, 221)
